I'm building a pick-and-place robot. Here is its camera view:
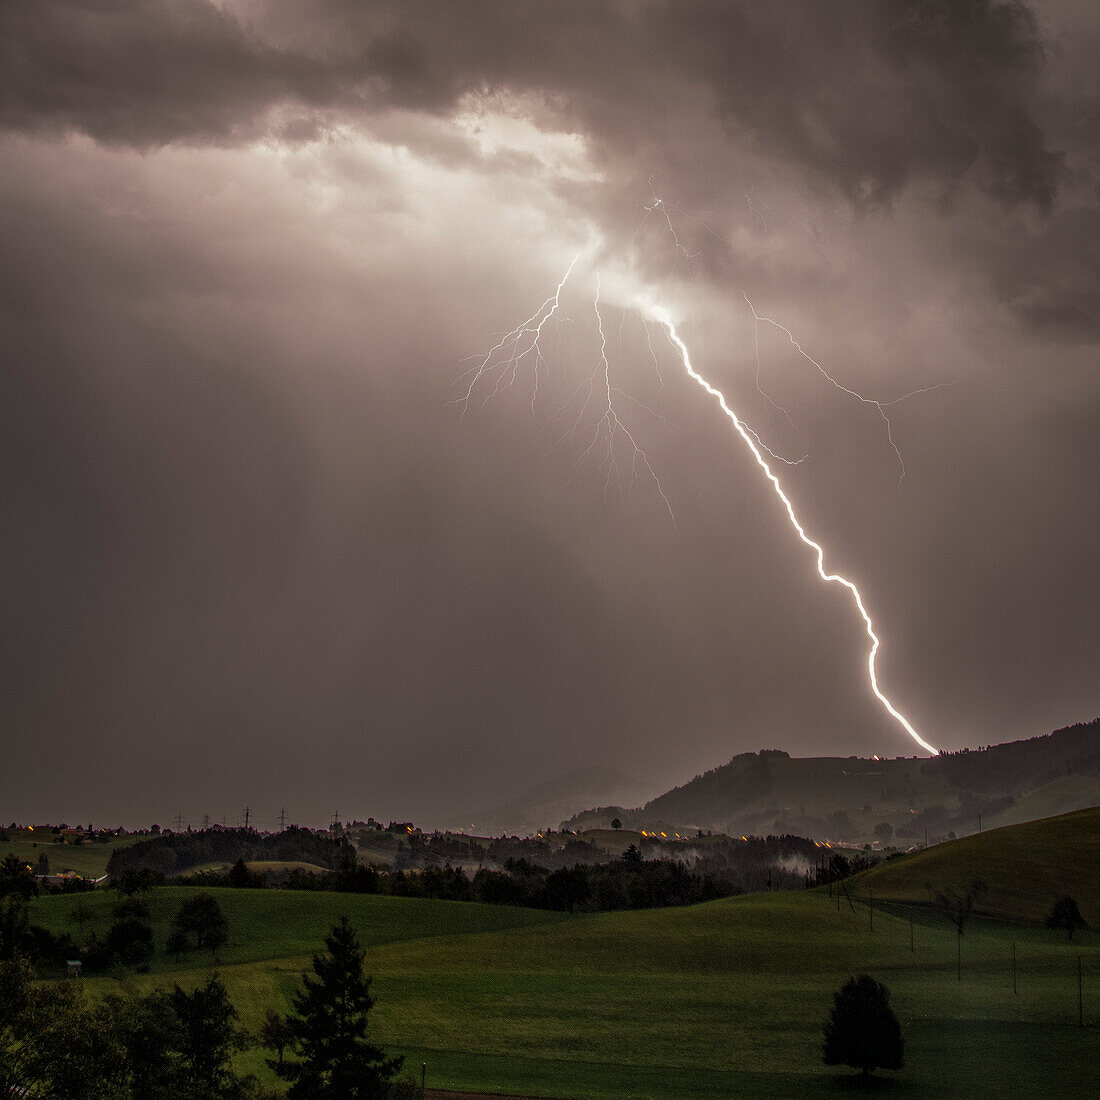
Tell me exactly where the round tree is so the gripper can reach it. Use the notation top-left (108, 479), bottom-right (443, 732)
top-left (1045, 896), bottom-right (1086, 940)
top-left (822, 974), bottom-right (904, 1076)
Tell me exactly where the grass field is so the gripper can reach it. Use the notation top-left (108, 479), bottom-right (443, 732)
top-left (30, 880), bottom-right (1098, 1098)
top-left (1, 829), bottom-right (142, 879)
top-left (174, 860), bottom-right (331, 877)
top-left (855, 806), bottom-right (1100, 922)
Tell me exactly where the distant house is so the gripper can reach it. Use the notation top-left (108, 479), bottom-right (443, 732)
top-left (36, 870), bottom-right (85, 889)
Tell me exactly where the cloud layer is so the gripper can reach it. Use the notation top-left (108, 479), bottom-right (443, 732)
top-left (0, 1), bottom-right (1096, 828)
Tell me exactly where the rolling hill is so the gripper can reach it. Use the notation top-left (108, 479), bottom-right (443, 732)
top-left (29, 865), bottom-right (1099, 1098)
top-left (563, 719), bottom-right (1100, 844)
top-left (853, 805), bottom-right (1100, 922)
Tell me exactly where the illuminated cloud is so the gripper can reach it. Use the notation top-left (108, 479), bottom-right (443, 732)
top-left (0, 1), bottom-right (1095, 827)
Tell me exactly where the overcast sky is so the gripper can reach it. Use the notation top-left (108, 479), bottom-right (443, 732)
top-left (2, 1), bottom-right (1097, 830)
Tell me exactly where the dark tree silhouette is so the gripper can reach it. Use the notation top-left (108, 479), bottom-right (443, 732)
top-left (0, 897), bottom-right (31, 962)
top-left (260, 1008), bottom-right (294, 1071)
top-left (169, 975), bottom-right (252, 1098)
top-left (934, 879), bottom-right (987, 934)
top-left (228, 859), bottom-right (253, 888)
top-left (277, 916), bottom-right (402, 1098)
top-left (822, 975), bottom-right (904, 1077)
top-left (170, 893), bottom-right (229, 958)
top-left (1045, 896), bottom-right (1086, 940)
top-left (0, 855), bottom-right (38, 900)
top-left (106, 914), bottom-right (154, 969)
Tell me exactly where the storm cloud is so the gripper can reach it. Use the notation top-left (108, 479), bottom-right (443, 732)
top-left (0, 2), bottom-right (1096, 828)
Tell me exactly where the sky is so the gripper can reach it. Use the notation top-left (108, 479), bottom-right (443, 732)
top-left (1, 1), bottom-right (1097, 830)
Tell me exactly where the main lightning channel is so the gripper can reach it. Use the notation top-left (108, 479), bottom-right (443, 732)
top-left (648, 305), bottom-right (938, 756)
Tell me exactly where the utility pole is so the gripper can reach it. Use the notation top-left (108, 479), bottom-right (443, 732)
top-left (202, 811), bottom-right (210, 828)
top-left (243, 806), bottom-right (251, 830)
top-left (277, 807), bottom-right (288, 830)
top-left (331, 810), bottom-right (341, 832)
top-left (1078, 956), bottom-right (1084, 1027)
top-left (174, 810), bottom-right (185, 831)
top-left (978, 811), bottom-right (982, 833)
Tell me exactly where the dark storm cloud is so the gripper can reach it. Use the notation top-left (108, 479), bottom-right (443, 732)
top-left (0, 1), bottom-right (1066, 208)
top-left (1, 1), bottom-right (1097, 830)
top-left (996, 208), bottom-right (1100, 340)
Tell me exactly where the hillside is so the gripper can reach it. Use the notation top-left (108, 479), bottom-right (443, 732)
top-left (0, 827), bottom-right (141, 879)
top-left (854, 806), bottom-right (1100, 922)
top-left (564, 719), bottom-right (1100, 844)
top-left (30, 881), bottom-right (1099, 1098)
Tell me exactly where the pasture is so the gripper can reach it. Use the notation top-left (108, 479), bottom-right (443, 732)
top-left (855, 806), bottom-right (1100, 922)
top-left (30, 882), bottom-right (1098, 1097)
top-left (1, 828), bottom-right (140, 879)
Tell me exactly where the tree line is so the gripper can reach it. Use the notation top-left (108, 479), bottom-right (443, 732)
top-left (194, 849), bottom-right (740, 912)
top-left (106, 827), bottom-right (351, 878)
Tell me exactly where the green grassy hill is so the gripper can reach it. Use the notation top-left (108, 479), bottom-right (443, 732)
top-left (855, 806), bottom-right (1100, 922)
top-left (30, 870), bottom-right (1099, 1098)
top-left (1, 829), bottom-right (141, 879)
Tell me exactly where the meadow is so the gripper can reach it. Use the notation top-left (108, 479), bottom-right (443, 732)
top-left (2, 827), bottom-right (142, 879)
top-left (30, 880), bottom-right (1097, 1097)
top-left (856, 806), bottom-right (1100, 921)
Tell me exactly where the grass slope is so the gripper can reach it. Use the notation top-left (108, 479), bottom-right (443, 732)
top-left (31, 878), bottom-right (1099, 1098)
top-left (984, 777), bottom-right (1100, 831)
top-left (855, 806), bottom-right (1100, 922)
top-left (2, 830), bottom-right (141, 878)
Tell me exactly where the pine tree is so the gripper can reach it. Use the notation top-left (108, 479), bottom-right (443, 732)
top-left (169, 975), bottom-right (252, 1099)
top-left (822, 974), bottom-right (903, 1076)
top-left (278, 916), bottom-right (403, 1099)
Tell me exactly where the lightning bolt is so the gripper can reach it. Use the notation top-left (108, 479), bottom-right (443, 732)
top-left (459, 204), bottom-right (939, 755)
top-left (459, 261), bottom-right (675, 519)
top-left (453, 254), bottom-right (580, 418)
top-left (646, 185), bottom-right (949, 484)
top-left (742, 293), bottom-right (954, 486)
top-left (646, 304), bottom-right (938, 756)
top-left (557, 275), bottom-right (675, 519)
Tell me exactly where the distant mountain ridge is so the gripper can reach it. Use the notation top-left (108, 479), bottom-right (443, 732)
top-left (454, 765), bottom-right (651, 837)
top-left (562, 719), bottom-right (1100, 845)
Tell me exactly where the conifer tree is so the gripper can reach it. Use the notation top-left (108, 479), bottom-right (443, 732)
top-left (278, 917), bottom-right (402, 1099)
